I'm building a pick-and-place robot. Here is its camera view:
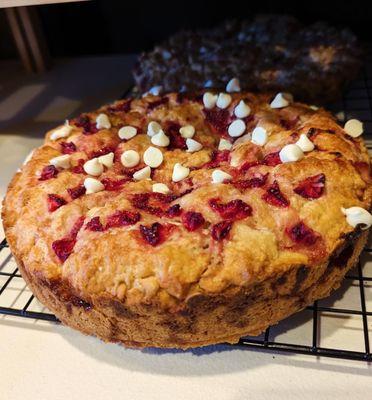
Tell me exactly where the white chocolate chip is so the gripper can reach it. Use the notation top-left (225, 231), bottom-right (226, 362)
top-left (296, 134), bottom-right (315, 152)
top-left (148, 85), bottom-right (163, 96)
top-left (151, 131), bottom-right (170, 147)
top-left (216, 93), bottom-right (232, 109)
top-left (83, 158), bottom-right (104, 176)
top-left (121, 150), bottom-right (140, 168)
top-left (84, 177), bottom-right (104, 194)
top-left (203, 92), bottom-right (218, 109)
top-left (97, 152), bottom-right (114, 168)
top-left (234, 100), bottom-right (251, 118)
top-left (341, 207), bottom-right (372, 230)
top-left (251, 126), bottom-right (268, 146)
top-left (270, 92), bottom-right (293, 109)
top-left (309, 105), bottom-right (319, 110)
top-left (133, 166), bottom-right (151, 181)
top-left (172, 163), bottom-right (190, 182)
top-left (344, 119), bottom-right (363, 138)
top-left (50, 125), bottom-right (72, 141)
top-left (228, 119), bottom-right (246, 137)
top-left (218, 138), bottom-right (233, 151)
top-left (229, 156), bottom-right (240, 168)
top-left (204, 79), bottom-right (213, 88)
top-left (335, 111), bottom-right (345, 121)
top-left (179, 125), bottom-right (195, 138)
top-left (226, 78), bottom-right (241, 93)
top-left (212, 169), bottom-right (232, 184)
top-left (279, 144), bottom-right (304, 163)
top-left (118, 126), bottom-right (137, 140)
top-left (50, 154), bottom-right (71, 169)
top-left (147, 121), bottom-right (162, 137)
top-left (96, 113), bottom-right (111, 130)
top-left (152, 183), bottom-right (170, 194)
top-left (143, 146), bottom-right (163, 168)
top-left (186, 138), bottom-right (203, 152)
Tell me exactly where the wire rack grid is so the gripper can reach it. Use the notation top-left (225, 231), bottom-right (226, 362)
top-left (1, 55), bottom-right (372, 362)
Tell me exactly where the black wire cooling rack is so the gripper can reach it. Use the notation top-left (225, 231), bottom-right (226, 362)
top-left (1, 53), bottom-right (372, 362)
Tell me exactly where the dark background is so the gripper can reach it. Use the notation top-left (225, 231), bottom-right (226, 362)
top-left (1, 0), bottom-right (371, 60)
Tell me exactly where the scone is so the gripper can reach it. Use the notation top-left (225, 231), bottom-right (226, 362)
top-left (2, 90), bottom-right (372, 349)
top-left (134, 15), bottom-right (362, 103)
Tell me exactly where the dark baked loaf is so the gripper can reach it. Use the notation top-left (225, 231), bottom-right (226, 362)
top-left (133, 15), bottom-right (362, 103)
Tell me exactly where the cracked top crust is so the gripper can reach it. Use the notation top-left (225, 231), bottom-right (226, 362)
top-left (3, 91), bottom-right (371, 311)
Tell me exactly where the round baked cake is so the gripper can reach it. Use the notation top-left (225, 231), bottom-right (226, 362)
top-left (3, 90), bottom-right (372, 349)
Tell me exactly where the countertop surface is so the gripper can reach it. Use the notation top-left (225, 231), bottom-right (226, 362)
top-left (0, 57), bottom-right (371, 400)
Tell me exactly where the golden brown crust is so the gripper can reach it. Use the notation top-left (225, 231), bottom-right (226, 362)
top-left (2, 91), bottom-right (371, 348)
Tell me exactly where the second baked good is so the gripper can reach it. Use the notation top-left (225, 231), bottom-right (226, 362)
top-left (134, 15), bottom-right (362, 103)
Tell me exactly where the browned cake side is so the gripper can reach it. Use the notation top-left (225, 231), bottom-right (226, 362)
top-left (3, 91), bottom-right (371, 348)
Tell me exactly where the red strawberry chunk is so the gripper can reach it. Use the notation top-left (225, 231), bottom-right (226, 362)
top-left (90, 146), bottom-right (115, 159)
top-left (209, 198), bottom-right (252, 220)
top-left (286, 221), bottom-right (319, 246)
top-left (307, 128), bottom-right (318, 139)
top-left (148, 97), bottom-right (169, 110)
top-left (47, 194), bottom-right (67, 212)
top-left (262, 152), bottom-right (281, 166)
top-left (52, 238), bottom-right (76, 262)
top-left (240, 161), bottom-right (260, 172)
top-left (85, 217), bottom-right (104, 232)
top-left (294, 173), bottom-right (326, 199)
top-left (131, 193), bottom-right (163, 216)
top-left (211, 220), bottom-right (233, 241)
top-left (39, 165), bottom-right (58, 181)
top-left (131, 193), bottom-right (150, 208)
top-left (244, 114), bottom-right (255, 125)
top-left (108, 99), bottom-right (132, 113)
top-left (166, 204), bottom-right (182, 217)
top-left (70, 216), bottom-right (85, 238)
top-left (204, 108), bottom-right (231, 134)
top-left (105, 210), bottom-right (140, 229)
top-left (151, 192), bottom-right (177, 204)
top-left (72, 159), bottom-right (86, 174)
top-left (262, 181), bottom-right (289, 207)
top-left (74, 115), bottom-right (98, 135)
top-left (52, 216), bottom-right (85, 262)
top-left (101, 178), bottom-right (129, 191)
top-left (203, 150), bottom-right (230, 169)
top-left (67, 184), bottom-right (86, 199)
top-left (140, 222), bottom-right (167, 246)
top-left (233, 173), bottom-right (268, 190)
top-left (131, 192), bottom-right (176, 216)
top-left (182, 211), bottom-right (205, 231)
top-left (60, 141), bottom-right (77, 154)
top-left (165, 121), bottom-right (187, 150)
